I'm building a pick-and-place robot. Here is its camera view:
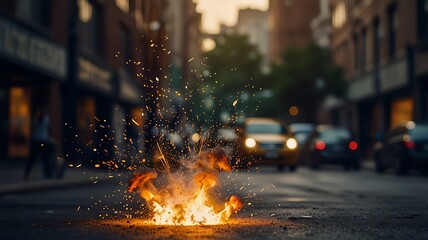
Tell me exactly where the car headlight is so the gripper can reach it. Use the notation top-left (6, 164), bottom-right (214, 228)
top-left (286, 138), bottom-right (297, 149)
top-left (245, 138), bottom-right (256, 148)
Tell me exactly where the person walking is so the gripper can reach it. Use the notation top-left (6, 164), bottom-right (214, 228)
top-left (24, 109), bottom-right (56, 180)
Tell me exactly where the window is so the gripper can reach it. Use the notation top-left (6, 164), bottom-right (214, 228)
top-left (373, 19), bottom-right (382, 65)
top-left (134, 0), bottom-right (144, 31)
top-left (360, 29), bottom-right (367, 72)
top-left (353, 34), bottom-right (358, 71)
top-left (332, 2), bottom-right (347, 29)
top-left (78, 0), bottom-right (103, 55)
top-left (15, 0), bottom-right (50, 28)
top-left (388, 6), bottom-right (397, 58)
top-left (418, 0), bottom-right (428, 38)
top-left (116, 0), bottom-right (129, 14)
top-left (120, 25), bottom-right (132, 72)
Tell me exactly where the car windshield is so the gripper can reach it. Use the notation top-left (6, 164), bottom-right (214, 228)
top-left (319, 129), bottom-right (351, 141)
top-left (409, 125), bottom-right (428, 139)
top-left (290, 124), bottom-right (314, 133)
top-left (246, 123), bottom-right (286, 134)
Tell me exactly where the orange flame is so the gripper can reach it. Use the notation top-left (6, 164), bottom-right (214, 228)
top-left (128, 148), bottom-right (243, 225)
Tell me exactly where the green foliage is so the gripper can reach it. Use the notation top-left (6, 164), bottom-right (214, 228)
top-left (204, 34), bottom-right (262, 97)
top-left (268, 43), bottom-right (347, 122)
top-left (202, 34), bottom-right (264, 123)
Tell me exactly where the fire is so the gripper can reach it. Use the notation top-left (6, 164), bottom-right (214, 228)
top-left (128, 147), bottom-right (243, 226)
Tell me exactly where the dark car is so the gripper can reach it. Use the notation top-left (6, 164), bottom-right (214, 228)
top-left (373, 121), bottom-right (428, 174)
top-left (289, 123), bottom-right (315, 164)
top-left (234, 117), bottom-right (299, 171)
top-left (308, 125), bottom-right (360, 170)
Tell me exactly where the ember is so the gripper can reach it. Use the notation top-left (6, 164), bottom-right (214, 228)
top-left (128, 147), bottom-right (243, 226)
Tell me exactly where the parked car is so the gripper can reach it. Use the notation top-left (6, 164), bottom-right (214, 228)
top-left (234, 117), bottom-right (299, 171)
top-left (373, 121), bottom-right (428, 174)
top-left (307, 125), bottom-right (360, 170)
top-left (289, 123), bottom-right (315, 164)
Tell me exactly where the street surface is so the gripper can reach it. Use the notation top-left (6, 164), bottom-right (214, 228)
top-left (0, 165), bottom-right (427, 239)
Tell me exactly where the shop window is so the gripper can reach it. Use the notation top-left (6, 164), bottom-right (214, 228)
top-left (15, 0), bottom-right (51, 28)
top-left (128, 108), bottom-right (144, 154)
top-left (8, 87), bottom-right (32, 158)
top-left (77, 97), bottom-right (96, 147)
top-left (78, 0), bottom-right (103, 56)
top-left (391, 98), bottom-right (414, 127)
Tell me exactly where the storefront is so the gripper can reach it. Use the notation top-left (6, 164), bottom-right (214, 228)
top-left (0, 15), bottom-right (67, 160)
top-left (344, 56), bottom-right (412, 156)
top-left (76, 55), bottom-right (115, 163)
top-left (116, 68), bottom-right (144, 162)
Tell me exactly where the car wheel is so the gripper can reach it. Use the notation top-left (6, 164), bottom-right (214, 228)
top-left (289, 165), bottom-right (297, 172)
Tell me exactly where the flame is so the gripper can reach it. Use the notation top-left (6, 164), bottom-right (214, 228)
top-left (128, 147), bottom-right (243, 226)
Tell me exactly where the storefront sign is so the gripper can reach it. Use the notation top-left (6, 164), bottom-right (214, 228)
top-left (348, 74), bottom-right (375, 101)
top-left (78, 57), bottom-right (113, 94)
top-left (380, 58), bottom-right (408, 93)
top-left (0, 16), bottom-right (67, 79)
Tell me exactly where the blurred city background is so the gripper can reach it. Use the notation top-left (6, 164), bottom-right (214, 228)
top-left (1, 0), bottom-right (428, 239)
top-left (1, 0), bottom-right (428, 175)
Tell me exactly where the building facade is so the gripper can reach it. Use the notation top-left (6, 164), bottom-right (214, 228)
top-left (0, 0), bottom-right (169, 167)
top-left (330, 0), bottom-right (428, 156)
top-left (311, 0), bottom-right (332, 48)
top-left (233, 8), bottom-right (270, 73)
top-left (0, 0), bottom-right (68, 160)
top-left (269, 0), bottom-right (320, 63)
top-left (164, 0), bottom-right (201, 91)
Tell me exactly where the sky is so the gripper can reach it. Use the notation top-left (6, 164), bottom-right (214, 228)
top-left (195, 0), bottom-right (269, 34)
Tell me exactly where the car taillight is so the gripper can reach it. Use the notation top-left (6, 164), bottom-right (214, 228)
top-left (349, 141), bottom-right (358, 151)
top-left (315, 141), bottom-right (326, 151)
top-left (404, 140), bottom-right (415, 149)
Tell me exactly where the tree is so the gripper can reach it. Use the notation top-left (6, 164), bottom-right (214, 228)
top-left (201, 34), bottom-right (264, 124)
top-left (268, 43), bottom-right (347, 123)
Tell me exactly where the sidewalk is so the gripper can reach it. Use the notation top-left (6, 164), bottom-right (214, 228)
top-left (0, 160), bottom-right (110, 195)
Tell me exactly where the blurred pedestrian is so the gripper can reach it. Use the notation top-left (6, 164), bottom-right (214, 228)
top-left (24, 109), bottom-right (56, 180)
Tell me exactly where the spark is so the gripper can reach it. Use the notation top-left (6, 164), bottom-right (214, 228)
top-left (233, 99), bottom-right (238, 107)
top-left (131, 118), bottom-right (139, 126)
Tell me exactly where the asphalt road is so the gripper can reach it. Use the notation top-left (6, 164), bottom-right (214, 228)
top-left (0, 165), bottom-right (427, 240)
